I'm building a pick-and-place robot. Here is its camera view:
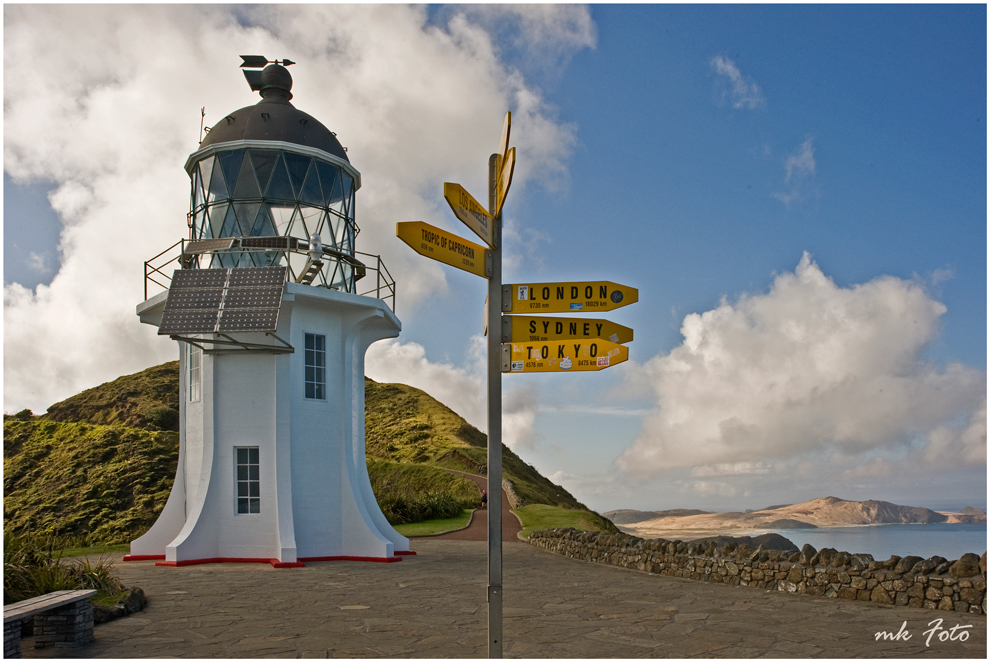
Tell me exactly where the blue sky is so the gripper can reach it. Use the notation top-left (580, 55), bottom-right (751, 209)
top-left (4, 4), bottom-right (986, 513)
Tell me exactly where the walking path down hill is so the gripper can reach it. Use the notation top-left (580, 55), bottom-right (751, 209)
top-left (21, 540), bottom-right (985, 658)
top-left (429, 470), bottom-right (522, 542)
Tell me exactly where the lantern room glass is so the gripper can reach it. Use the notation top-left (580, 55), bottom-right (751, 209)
top-left (189, 147), bottom-right (358, 291)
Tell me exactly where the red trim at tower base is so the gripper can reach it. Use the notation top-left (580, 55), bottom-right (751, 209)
top-left (394, 550), bottom-right (417, 556)
top-left (123, 554), bottom-right (166, 562)
top-left (298, 555), bottom-right (401, 564)
top-left (147, 554), bottom-right (406, 568)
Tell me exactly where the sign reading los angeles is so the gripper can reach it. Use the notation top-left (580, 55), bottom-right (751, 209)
top-left (396, 221), bottom-right (489, 278)
top-left (502, 316), bottom-right (633, 344)
top-left (444, 183), bottom-right (494, 247)
top-left (504, 281), bottom-right (638, 314)
top-left (505, 339), bottom-right (628, 373)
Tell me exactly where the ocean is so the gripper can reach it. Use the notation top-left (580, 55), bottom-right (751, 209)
top-left (759, 522), bottom-right (987, 561)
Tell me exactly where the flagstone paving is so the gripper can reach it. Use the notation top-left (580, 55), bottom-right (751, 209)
top-left (21, 540), bottom-right (986, 658)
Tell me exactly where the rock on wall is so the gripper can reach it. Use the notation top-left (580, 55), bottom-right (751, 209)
top-left (528, 529), bottom-right (987, 615)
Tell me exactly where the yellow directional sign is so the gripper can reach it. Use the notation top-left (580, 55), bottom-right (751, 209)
top-left (396, 221), bottom-right (490, 279)
top-left (444, 182), bottom-right (494, 247)
top-left (495, 147), bottom-right (515, 216)
top-left (503, 316), bottom-right (633, 344)
top-left (503, 281), bottom-right (638, 314)
top-left (504, 339), bottom-right (628, 373)
top-left (498, 112), bottom-right (511, 170)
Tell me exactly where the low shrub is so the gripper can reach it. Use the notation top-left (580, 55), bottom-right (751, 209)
top-left (3, 533), bottom-right (123, 605)
top-left (377, 491), bottom-right (467, 525)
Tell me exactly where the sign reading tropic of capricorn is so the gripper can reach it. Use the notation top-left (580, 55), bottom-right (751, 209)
top-left (395, 111), bottom-right (637, 658)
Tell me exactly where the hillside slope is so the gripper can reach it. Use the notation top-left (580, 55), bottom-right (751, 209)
top-left (4, 362), bottom-right (614, 543)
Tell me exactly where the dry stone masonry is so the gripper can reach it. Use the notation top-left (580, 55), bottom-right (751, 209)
top-left (528, 529), bottom-right (986, 615)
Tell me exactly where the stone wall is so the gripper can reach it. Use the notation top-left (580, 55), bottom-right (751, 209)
top-left (528, 529), bottom-right (987, 615)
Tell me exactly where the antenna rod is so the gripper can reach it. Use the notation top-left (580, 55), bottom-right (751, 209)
top-left (199, 108), bottom-right (206, 143)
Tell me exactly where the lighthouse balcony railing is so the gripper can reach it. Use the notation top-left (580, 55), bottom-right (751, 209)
top-left (144, 238), bottom-right (396, 312)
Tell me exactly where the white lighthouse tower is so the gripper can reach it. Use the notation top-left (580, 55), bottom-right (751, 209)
top-left (126, 57), bottom-right (410, 567)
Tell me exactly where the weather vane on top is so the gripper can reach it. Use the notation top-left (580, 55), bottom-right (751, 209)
top-left (239, 54), bottom-right (296, 91)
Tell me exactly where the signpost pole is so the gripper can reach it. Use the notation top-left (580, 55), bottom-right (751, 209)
top-left (486, 153), bottom-right (503, 658)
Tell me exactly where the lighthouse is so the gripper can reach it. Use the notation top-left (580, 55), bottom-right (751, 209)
top-left (126, 57), bottom-right (409, 567)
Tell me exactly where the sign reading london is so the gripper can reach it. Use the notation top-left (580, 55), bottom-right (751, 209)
top-left (504, 281), bottom-right (638, 314)
top-left (444, 183), bottom-right (495, 247)
top-left (396, 221), bottom-right (490, 279)
top-left (502, 316), bottom-right (633, 344)
top-left (505, 339), bottom-right (628, 373)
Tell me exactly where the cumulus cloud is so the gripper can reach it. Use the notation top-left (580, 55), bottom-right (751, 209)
top-left (710, 55), bottom-right (764, 109)
top-left (617, 253), bottom-right (987, 480)
top-left (773, 138), bottom-right (816, 206)
top-left (3, 5), bottom-right (591, 413)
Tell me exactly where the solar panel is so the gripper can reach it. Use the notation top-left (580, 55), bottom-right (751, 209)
top-left (184, 238), bottom-right (235, 254)
top-left (227, 267), bottom-right (287, 287)
top-left (171, 269), bottom-right (228, 288)
top-left (159, 267), bottom-right (287, 335)
top-left (217, 309), bottom-right (282, 332)
top-left (240, 236), bottom-right (298, 251)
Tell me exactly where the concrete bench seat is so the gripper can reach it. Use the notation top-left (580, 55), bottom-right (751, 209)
top-left (3, 589), bottom-right (97, 658)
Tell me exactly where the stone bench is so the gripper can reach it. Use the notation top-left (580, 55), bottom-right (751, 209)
top-left (3, 589), bottom-right (97, 658)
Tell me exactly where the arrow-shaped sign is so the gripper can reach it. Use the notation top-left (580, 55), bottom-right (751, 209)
top-left (503, 281), bottom-right (638, 314)
top-left (396, 221), bottom-right (490, 279)
top-left (503, 339), bottom-right (628, 373)
top-left (495, 146), bottom-right (515, 216)
top-left (502, 315), bottom-right (633, 344)
top-left (444, 182), bottom-right (495, 248)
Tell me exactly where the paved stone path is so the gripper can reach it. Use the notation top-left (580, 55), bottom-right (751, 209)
top-left (430, 471), bottom-right (522, 542)
top-left (22, 540), bottom-right (986, 658)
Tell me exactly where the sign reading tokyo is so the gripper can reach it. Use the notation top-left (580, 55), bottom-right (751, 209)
top-left (502, 315), bottom-right (633, 344)
top-left (504, 281), bottom-right (638, 314)
top-left (444, 183), bottom-right (494, 247)
top-left (505, 339), bottom-right (628, 373)
top-left (396, 221), bottom-right (490, 279)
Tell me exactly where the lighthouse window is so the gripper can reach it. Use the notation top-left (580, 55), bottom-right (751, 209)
top-left (188, 344), bottom-right (202, 402)
top-left (304, 333), bottom-right (326, 399)
top-left (236, 447), bottom-right (260, 514)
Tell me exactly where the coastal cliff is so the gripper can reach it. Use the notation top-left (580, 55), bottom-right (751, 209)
top-left (608, 497), bottom-right (986, 538)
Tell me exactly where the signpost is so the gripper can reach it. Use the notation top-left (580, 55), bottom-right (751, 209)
top-left (397, 111), bottom-right (636, 659)
top-left (501, 315), bottom-right (633, 344)
top-left (504, 339), bottom-right (629, 373)
top-left (503, 281), bottom-right (638, 314)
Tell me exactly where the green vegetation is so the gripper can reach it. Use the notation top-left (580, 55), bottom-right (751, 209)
top-left (393, 509), bottom-right (474, 537)
top-left (3, 421), bottom-right (178, 544)
top-left (4, 362), bottom-right (614, 545)
top-left (3, 534), bottom-right (124, 605)
top-left (61, 544), bottom-right (130, 559)
top-left (515, 504), bottom-right (617, 539)
top-left (365, 379), bottom-right (590, 510)
top-left (367, 460), bottom-right (480, 524)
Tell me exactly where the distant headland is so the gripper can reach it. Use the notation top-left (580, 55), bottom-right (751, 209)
top-left (605, 496), bottom-right (987, 539)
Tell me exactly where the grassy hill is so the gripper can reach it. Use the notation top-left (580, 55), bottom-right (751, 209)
top-left (4, 362), bottom-right (614, 544)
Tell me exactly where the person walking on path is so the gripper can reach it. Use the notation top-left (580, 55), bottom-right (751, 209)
top-left (481, 490), bottom-right (488, 510)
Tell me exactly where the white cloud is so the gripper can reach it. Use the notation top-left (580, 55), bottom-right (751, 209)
top-left (3, 5), bottom-right (591, 413)
top-left (618, 253), bottom-right (987, 481)
top-left (27, 253), bottom-right (52, 274)
top-left (773, 138), bottom-right (816, 206)
top-left (710, 55), bottom-right (764, 110)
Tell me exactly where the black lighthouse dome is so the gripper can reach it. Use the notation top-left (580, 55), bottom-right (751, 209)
top-left (200, 64), bottom-right (348, 162)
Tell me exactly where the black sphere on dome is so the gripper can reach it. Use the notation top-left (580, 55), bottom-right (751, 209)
top-left (199, 64), bottom-right (348, 162)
